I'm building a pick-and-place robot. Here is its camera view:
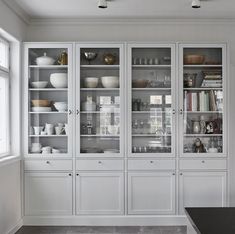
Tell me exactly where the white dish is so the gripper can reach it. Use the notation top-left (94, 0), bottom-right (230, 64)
top-left (36, 53), bottom-right (55, 65)
top-left (50, 73), bottom-right (68, 88)
top-left (103, 149), bottom-right (119, 154)
top-left (32, 107), bottom-right (52, 112)
top-left (31, 81), bottom-right (48, 88)
top-left (82, 101), bottom-right (96, 111)
top-left (84, 77), bottom-right (99, 88)
top-left (101, 76), bottom-right (119, 88)
top-left (54, 102), bottom-right (68, 112)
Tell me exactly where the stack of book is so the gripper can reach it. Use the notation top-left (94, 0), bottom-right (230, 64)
top-left (201, 70), bottom-right (222, 88)
top-left (185, 90), bottom-right (218, 111)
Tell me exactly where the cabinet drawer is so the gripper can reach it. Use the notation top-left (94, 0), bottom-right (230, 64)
top-left (128, 159), bottom-right (175, 171)
top-left (76, 160), bottom-right (124, 171)
top-left (24, 160), bottom-right (73, 171)
top-left (179, 159), bottom-right (227, 170)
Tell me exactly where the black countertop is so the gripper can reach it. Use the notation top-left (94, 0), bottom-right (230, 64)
top-left (185, 207), bottom-right (235, 234)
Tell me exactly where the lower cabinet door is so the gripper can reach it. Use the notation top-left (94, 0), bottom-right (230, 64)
top-left (179, 171), bottom-right (227, 214)
top-left (128, 172), bottom-right (176, 215)
top-left (24, 172), bottom-right (73, 216)
top-left (76, 172), bottom-right (124, 215)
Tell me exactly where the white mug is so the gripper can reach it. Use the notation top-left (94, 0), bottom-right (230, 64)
top-left (55, 126), bottom-right (64, 135)
top-left (45, 123), bottom-right (54, 135)
top-left (31, 143), bottom-right (42, 153)
top-left (33, 126), bottom-right (44, 135)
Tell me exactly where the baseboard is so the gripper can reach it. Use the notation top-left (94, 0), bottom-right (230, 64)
top-left (7, 219), bottom-right (23, 234)
top-left (23, 215), bottom-right (187, 226)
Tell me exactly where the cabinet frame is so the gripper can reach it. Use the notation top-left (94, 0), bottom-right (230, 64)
top-left (23, 43), bottom-right (74, 158)
top-left (178, 43), bottom-right (227, 158)
top-left (127, 43), bottom-right (177, 157)
top-left (75, 43), bottom-right (125, 157)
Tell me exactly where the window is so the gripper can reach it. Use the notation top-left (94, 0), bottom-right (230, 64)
top-left (0, 37), bottom-right (10, 157)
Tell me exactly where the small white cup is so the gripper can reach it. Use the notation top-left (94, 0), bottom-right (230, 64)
top-left (33, 126), bottom-right (44, 135)
top-left (55, 126), bottom-right (64, 135)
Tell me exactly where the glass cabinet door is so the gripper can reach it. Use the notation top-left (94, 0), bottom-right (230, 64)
top-left (128, 45), bottom-right (176, 157)
top-left (25, 45), bottom-right (72, 157)
top-left (77, 44), bottom-right (124, 156)
top-left (179, 44), bottom-right (226, 156)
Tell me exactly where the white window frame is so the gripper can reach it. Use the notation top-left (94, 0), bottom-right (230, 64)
top-left (0, 37), bottom-right (10, 157)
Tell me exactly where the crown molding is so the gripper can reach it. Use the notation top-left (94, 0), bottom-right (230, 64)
top-left (2, 0), bottom-right (30, 24)
top-left (29, 17), bottom-right (235, 26)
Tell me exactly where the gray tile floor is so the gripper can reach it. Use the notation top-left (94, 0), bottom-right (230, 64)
top-left (16, 226), bottom-right (187, 234)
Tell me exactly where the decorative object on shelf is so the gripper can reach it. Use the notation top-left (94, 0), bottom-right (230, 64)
top-left (84, 52), bottom-right (97, 65)
top-left (55, 126), bottom-right (64, 135)
top-left (101, 76), bottom-right (119, 88)
top-left (33, 126), bottom-right (44, 135)
top-left (31, 143), bottom-right (42, 153)
top-left (35, 52), bottom-right (55, 65)
top-left (50, 73), bottom-right (68, 88)
top-left (192, 120), bottom-right (201, 134)
top-left (163, 56), bottom-right (171, 63)
top-left (207, 137), bottom-right (218, 153)
top-left (201, 70), bottom-right (222, 88)
top-left (184, 73), bottom-right (197, 88)
top-left (58, 50), bottom-right (68, 65)
top-left (103, 53), bottom-right (116, 65)
top-left (52, 148), bottom-right (61, 154)
top-left (82, 96), bottom-right (96, 111)
top-left (132, 99), bottom-right (141, 111)
top-left (31, 107), bottom-right (52, 112)
top-left (31, 81), bottom-right (48, 89)
top-left (132, 79), bottom-right (149, 88)
top-left (53, 102), bottom-right (68, 112)
top-left (184, 54), bottom-right (205, 65)
top-left (199, 116), bottom-right (206, 134)
top-left (31, 99), bottom-right (51, 107)
top-left (84, 77), bottom-right (99, 88)
top-left (42, 146), bottom-right (52, 154)
top-left (193, 138), bottom-right (206, 153)
top-left (45, 123), bottom-right (54, 135)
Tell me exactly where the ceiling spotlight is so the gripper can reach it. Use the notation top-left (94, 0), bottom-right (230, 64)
top-left (192, 0), bottom-right (201, 8)
top-left (98, 0), bottom-right (107, 9)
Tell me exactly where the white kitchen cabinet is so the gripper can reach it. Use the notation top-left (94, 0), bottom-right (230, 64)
top-left (24, 172), bottom-right (73, 215)
top-left (179, 171), bottom-right (227, 214)
top-left (76, 172), bottom-right (124, 215)
top-left (128, 172), bottom-right (176, 215)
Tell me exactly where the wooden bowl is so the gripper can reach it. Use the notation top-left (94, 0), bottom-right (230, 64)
top-left (184, 55), bottom-right (205, 65)
top-left (31, 99), bottom-right (51, 107)
top-left (132, 79), bottom-right (149, 88)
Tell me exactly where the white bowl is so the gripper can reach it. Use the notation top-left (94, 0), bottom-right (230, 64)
top-left (101, 76), bottom-right (119, 88)
top-left (32, 107), bottom-right (52, 112)
top-left (84, 77), bottom-right (99, 88)
top-left (50, 73), bottom-right (68, 88)
top-left (31, 81), bottom-right (48, 88)
top-left (54, 102), bottom-right (68, 112)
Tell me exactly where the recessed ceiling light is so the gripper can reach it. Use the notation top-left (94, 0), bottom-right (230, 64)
top-left (192, 0), bottom-right (201, 8)
top-left (98, 0), bottom-right (108, 9)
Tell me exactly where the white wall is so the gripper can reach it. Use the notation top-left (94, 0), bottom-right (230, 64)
top-left (0, 161), bottom-right (22, 234)
top-left (26, 20), bottom-right (235, 206)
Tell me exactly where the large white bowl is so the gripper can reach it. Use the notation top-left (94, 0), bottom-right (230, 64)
top-left (54, 102), bottom-right (68, 112)
top-left (84, 77), bottom-right (99, 88)
top-left (101, 76), bottom-right (119, 88)
top-left (50, 73), bottom-right (68, 88)
top-left (31, 81), bottom-right (48, 88)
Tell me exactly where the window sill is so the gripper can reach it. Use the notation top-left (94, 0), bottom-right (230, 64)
top-left (0, 155), bottom-right (21, 168)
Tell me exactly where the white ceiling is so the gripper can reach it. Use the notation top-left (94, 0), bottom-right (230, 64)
top-left (3, 0), bottom-right (235, 22)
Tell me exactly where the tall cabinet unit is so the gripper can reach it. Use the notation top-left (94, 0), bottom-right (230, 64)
top-left (23, 43), bottom-right (73, 216)
top-left (178, 44), bottom-right (227, 214)
top-left (75, 44), bottom-right (125, 215)
top-left (127, 44), bottom-right (176, 214)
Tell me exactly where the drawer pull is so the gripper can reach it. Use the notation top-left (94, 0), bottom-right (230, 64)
top-left (150, 161), bottom-right (154, 164)
top-left (68, 173), bottom-right (72, 176)
top-left (180, 173), bottom-right (183, 176)
top-left (76, 174), bottom-right (79, 176)
top-left (202, 160), bottom-right (205, 163)
top-left (46, 161), bottom-right (50, 164)
top-left (172, 173), bottom-right (175, 176)
top-left (98, 161), bottom-right (102, 164)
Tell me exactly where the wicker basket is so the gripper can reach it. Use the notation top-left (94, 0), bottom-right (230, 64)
top-left (184, 55), bottom-right (205, 65)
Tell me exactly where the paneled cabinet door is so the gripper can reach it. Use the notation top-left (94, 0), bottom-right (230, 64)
top-left (24, 172), bottom-right (73, 216)
top-left (128, 172), bottom-right (176, 215)
top-left (76, 172), bottom-right (124, 215)
top-left (179, 171), bottom-right (227, 214)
